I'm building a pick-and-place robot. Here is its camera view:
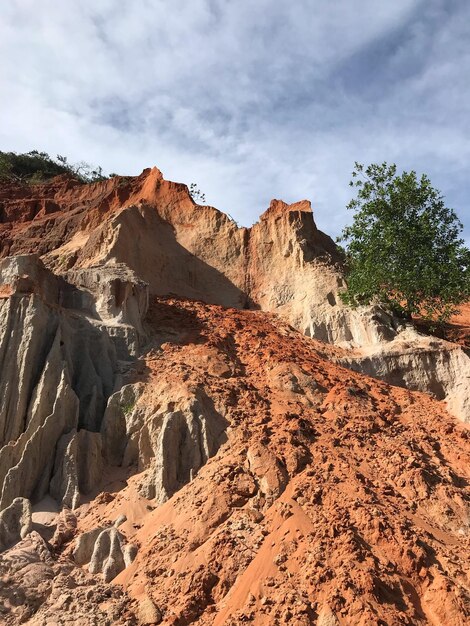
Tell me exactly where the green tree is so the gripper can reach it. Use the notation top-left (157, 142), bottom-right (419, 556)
top-left (339, 162), bottom-right (470, 322)
top-left (0, 150), bottom-right (110, 184)
top-left (0, 150), bottom-right (70, 182)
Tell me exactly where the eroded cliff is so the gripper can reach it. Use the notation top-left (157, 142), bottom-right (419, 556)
top-left (1, 167), bottom-right (468, 422)
top-left (0, 168), bottom-right (469, 625)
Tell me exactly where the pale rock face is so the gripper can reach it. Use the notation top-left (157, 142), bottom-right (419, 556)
top-left (0, 255), bottom-right (149, 513)
top-left (50, 429), bottom-right (103, 509)
top-left (0, 497), bottom-right (32, 552)
top-left (0, 254), bottom-right (62, 302)
top-left (0, 294), bottom-right (59, 447)
top-left (243, 201), bottom-right (409, 349)
top-left (0, 367), bottom-right (79, 510)
top-left (66, 264), bottom-right (148, 326)
top-left (100, 383), bottom-right (146, 467)
top-left (101, 382), bottom-right (229, 502)
top-left (153, 400), bottom-right (225, 503)
top-left (0, 310), bottom-right (113, 510)
top-left (65, 263), bottom-right (149, 358)
top-left (73, 527), bottom-right (106, 566)
top-left (339, 329), bottom-right (470, 423)
top-left (72, 525), bottom-right (137, 583)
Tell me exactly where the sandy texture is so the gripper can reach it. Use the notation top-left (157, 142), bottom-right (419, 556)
top-left (77, 299), bottom-right (470, 625)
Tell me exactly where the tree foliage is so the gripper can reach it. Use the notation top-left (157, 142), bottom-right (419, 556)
top-left (0, 150), bottom-right (111, 184)
top-left (339, 162), bottom-right (470, 322)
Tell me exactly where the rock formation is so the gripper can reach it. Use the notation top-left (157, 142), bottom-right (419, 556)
top-left (2, 167), bottom-right (468, 421)
top-left (0, 530), bottom-right (135, 625)
top-left (0, 497), bottom-right (32, 552)
top-left (0, 167), bottom-right (469, 624)
top-left (73, 518), bottom-right (137, 583)
top-left (107, 300), bottom-right (470, 625)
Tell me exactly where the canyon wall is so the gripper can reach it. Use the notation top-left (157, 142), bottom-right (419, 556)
top-left (1, 167), bottom-right (469, 427)
top-left (1, 168), bottom-right (470, 624)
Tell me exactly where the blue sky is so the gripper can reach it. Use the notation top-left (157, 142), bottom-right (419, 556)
top-left (1, 0), bottom-right (469, 241)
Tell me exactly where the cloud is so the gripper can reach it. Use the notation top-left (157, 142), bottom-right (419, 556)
top-left (1, 0), bottom-right (469, 239)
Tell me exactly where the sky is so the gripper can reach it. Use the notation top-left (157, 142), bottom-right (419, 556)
top-left (1, 0), bottom-right (469, 241)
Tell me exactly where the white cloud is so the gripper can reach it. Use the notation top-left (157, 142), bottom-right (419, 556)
top-left (1, 0), bottom-right (469, 239)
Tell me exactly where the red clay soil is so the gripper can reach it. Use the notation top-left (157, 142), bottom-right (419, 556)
top-left (73, 298), bottom-right (470, 626)
top-left (414, 303), bottom-right (470, 348)
top-left (443, 304), bottom-right (470, 347)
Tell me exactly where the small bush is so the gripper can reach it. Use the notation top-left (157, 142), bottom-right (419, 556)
top-left (121, 400), bottom-right (135, 416)
top-left (189, 183), bottom-right (206, 204)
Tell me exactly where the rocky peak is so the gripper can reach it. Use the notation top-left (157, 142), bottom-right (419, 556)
top-left (260, 198), bottom-right (313, 218)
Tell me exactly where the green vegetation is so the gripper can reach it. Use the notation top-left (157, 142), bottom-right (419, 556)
top-left (0, 150), bottom-right (112, 184)
top-left (338, 162), bottom-right (470, 323)
top-left (120, 400), bottom-right (136, 416)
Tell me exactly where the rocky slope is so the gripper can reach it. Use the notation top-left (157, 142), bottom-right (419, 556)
top-left (0, 168), bottom-right (469, 625)
top-left (2, 297), bottom-right (469, 625)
